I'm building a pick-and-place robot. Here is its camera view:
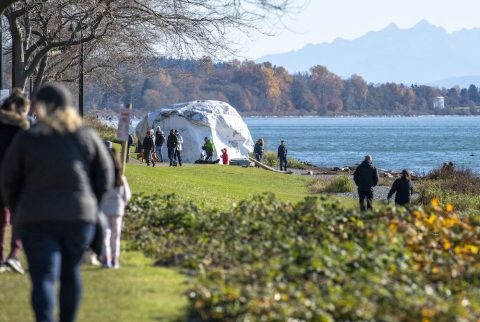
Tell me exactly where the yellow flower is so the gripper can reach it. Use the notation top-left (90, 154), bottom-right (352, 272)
top-left (426, 214), bottom-right (437, 225)
top-left (432, 267), bottom-right (440, 274)
top-left (431, 198), bottom-right (439, 207)
top-left (445, 204), bottom-right (454, 212)
top-left (443, 240), bottom-right (451, 250)
top-left (463, 245), bottom-right (479, 254)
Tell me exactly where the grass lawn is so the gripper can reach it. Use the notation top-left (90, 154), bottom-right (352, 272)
top-left (0, 235), bottom-right (189, 322)
top-left (126, 163), bottom-right (314, 209)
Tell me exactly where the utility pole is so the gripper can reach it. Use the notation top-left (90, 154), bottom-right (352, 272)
top-left (79, 27), bottom-right (84, 116)
top-left (0, 22), bottom-right (3, 90)
top-left (120, 104), bottom-right (133, 174)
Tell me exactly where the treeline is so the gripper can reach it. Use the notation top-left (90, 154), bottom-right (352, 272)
top-left (86, 58), bottom-right (480, 115)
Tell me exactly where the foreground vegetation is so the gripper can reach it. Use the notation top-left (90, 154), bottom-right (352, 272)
top-left (125, 193), bottom-right (479, 321)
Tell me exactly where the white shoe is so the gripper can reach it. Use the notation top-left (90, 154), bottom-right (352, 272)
top-left (6, 258), bottom-right (25, 274)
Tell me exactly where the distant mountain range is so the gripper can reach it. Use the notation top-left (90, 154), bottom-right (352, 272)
top-left (257, 20), bottom-right (480, 87)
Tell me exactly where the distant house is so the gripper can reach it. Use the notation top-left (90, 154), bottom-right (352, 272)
top-left (433, 97), bottom-right (445, 109)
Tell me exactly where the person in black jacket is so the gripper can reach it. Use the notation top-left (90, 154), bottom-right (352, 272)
top-left (154, 127), bottom-right (165, 162)
top-left (277, 140), bottom-right (288, 171)
top-left (0, 83), bottom-right (113, 322)
top-left (142, 129), bottom-right (155, 167)
top-left (387, 169), bottom-right (414, 206)
top-left (167, 129), bottom-right (178, 166)
top-left (0, 89), bottom-right (30, 274)
top-left (353, 155), bottom-right (379, 211)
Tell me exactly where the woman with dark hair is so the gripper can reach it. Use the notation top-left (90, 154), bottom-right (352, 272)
top-left (254, 138), bottom-right (264, 162)
top-left (387, 169), bottom-right (414, 206)
top-left (0, 83), bottom-right (113, 322)
top-left (0, 88), bottom-right (30, 274)
top-left (101, 148), bottom-right (131, 269)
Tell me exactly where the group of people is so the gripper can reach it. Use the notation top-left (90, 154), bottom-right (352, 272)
top-left (353, 155), bottom-right (414, 210)
top-left (0, 83), bottom-right (131, 322)
top-left (254, 138), bottom-right (289, 172)
top-left (138, 127), bottom-right (183, 167)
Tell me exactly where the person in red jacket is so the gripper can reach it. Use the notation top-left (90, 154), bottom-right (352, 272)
top-left (221, 148), bottom-right (229, 165)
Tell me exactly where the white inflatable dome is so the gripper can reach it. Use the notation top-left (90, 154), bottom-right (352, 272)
top-left (135, 100), bottom-right (254, 163)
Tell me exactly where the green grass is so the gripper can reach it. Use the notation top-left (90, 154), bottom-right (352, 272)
top-left (126, 163), bottom-right (312, 209)
top-left (307, 175), bottom-right (355, 194)
top-left (0, 232), bottom-right (188, 322)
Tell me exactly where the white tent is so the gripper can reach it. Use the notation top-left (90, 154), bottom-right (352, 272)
top-left (135, 100), bottom-right (254, 163)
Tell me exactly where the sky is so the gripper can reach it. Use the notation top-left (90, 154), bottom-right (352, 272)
top-left (233, 0), bottom-right (480, 59)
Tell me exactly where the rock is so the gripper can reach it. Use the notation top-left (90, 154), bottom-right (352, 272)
top-left (135, 100), bottom-right (254, 163)
top-left (383, 172), bottom-right (394, 178)
top-left (307, 170), bottom-right (314, 175)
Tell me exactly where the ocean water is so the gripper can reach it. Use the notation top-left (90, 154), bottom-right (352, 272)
top-left (245, 116), bottom-right (480, 174)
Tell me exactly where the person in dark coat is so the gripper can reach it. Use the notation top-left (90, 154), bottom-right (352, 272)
top-left (277, 140), bottom-right (288, 171)
top-left (0, 83), bottom-right (113, 322)
top-left (142, 129), bottom-right (155, 167)
top-left (0, 89), bottom-right (30, 274)
top-left (253, 138), bottom-right (264, 162)
top-left (154, 127), bottom-right (165, 162)
top-left (353, 155), bottom-right (379, 211)
top-left (167, 129), bottom-right (178, 166)
top-left (387, 169), bottom-right (414, 206)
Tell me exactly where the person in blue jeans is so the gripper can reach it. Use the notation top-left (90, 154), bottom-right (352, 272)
top-left (0, 83), bottom-right (113, 322)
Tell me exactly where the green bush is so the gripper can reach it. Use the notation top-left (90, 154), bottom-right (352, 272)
top-left (84, 115), bottom-right (118, 142)
top-left (125, 193), bottom-right (480, 322)
top-left (308, 175), bottom-right (355, 193)
top-left (417, 166), bottom-right (480, 211)
top-left (250, 151), bottom-right (307, 170)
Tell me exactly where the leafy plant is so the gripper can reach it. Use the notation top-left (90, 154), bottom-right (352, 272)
top-left (124, 193), bottom-right (480, 322)
top-left (307, 175), bottom-right (355, 193)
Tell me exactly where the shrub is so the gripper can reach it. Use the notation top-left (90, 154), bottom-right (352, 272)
top-left (124, 193), bottom-right (480, 322)
top-left (308, 175), bottom-right (355, 193)
top-left (84, 114), bottom-right (118, 142)
top-left (417, 166), bottom-right (480, 211)
top-left (249, 151), bottom-right (307, 170)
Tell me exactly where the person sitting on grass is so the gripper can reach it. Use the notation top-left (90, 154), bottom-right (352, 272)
top-left (221, 148), bottom-right (229, 165)
top-left (202, 137), bottom-right (215, 161)
top-left (0, 88), bottom-right (30, 274)
top-left (387, 169), bottom-right (414, 206)
top-left (101, 148), bottom-right (132, 269)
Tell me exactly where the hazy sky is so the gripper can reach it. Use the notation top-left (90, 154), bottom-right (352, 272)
top-left (234, 0), bottom-right (480, 59)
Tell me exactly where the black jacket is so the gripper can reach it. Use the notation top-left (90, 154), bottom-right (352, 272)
top-left (167, 133), bottom-right (178, 149)
top-left (388, 177), bottom-right (414, 205)
top-left (353, 160), bottom-right (379, 192)
top-left (143, 135), bottom-right (154, 151)
top-left (277, 144), bottom-right (287, 158)
top-left (155, 131), bottom-right (165, 146)
top-left (0, 116), bottom-right (113, 226)
top-left (0, 110), bottom-right (30, 209)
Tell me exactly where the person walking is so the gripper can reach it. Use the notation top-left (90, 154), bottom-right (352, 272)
top-left (387, 169), bottom-right (414, 206)
top-left (254, 138), bottom-right (264, 162)
top-left (101, 149), bottom-right (132, 269)
top-left (0, 89), bottom-right (30, 274)
top-left (353, 155), bottom-right (379, 211)
top-left (202, 137), bottom-right (215, 161)
top-left (174, 129), bottom-right (183, 166)
top-left (277, 140), bottom-right (288, 171)
top-left (167, 129), bottom-right (178, 166)
top-left (142, 129), bottom-right (155, 167)
top-left (154, 127), bottom-right (165, 162)
top-left (0, 83), bottom-right (113, 322)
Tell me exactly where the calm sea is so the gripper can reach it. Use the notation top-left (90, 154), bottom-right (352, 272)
top-left (245, 116), bottom-right (480, 174)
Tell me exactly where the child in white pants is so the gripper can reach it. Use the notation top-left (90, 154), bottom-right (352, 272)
top-left (101, 149), bottom-right (132, 269)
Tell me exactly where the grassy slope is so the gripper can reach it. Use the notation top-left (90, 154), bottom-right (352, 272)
top-left (0, 164), bottom-right (318, 322)
top-left (126, 163), bottom-right (312, 209)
